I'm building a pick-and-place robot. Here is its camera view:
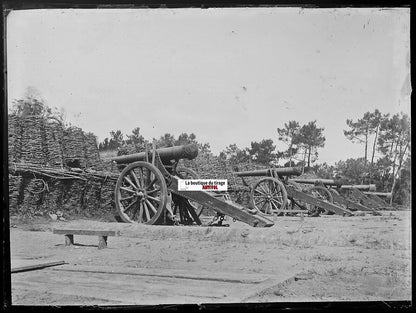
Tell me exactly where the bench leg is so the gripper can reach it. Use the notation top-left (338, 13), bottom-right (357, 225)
top-left (98, 236), bottom-right (108, 249)
top-left (65, 234), bottom-right (74, 246)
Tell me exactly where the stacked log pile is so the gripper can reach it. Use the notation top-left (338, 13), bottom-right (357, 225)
top-left (8, 114), bottom-right (102, 170)
top-left (19, 116), bottom-right (48, 166)
top-left (8, 174), bottom-right (22, 215)
top-left (8, 115), bottom-right (22, 164)
top-left (8, 163), bottom-right (118, 219)
top-left (62, 126), bottom-right (87, 168)
top-left (44, 118), bottom-right (64, 167)
top-left (84, 132), bottom-right (101, 169)
top-left (7, 114), bottom-right (117, 219)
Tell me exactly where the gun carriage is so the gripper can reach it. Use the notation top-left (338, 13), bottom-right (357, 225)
top-left (111, 144), bottom-right (274, 227)
top-left (235, 168), bottom-right (354, 217)
top-left (290, 179), bottom-right (382, 215)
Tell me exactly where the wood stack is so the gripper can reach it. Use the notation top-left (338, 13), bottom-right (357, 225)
top-left (43, 180), bottom-right (63, 212)
top-left (8, 115), bottom-right (22, 163)
top-left (62, 127), bottom-right (87, 168)
top-left (99, 175), bottom-right (117, 213)
top-left (82, 179), bottom-right (102, 216)
top-left (20, 116), bottom-right (48, 166)
top-left (44, 119), bottom-right (64, 167)
top-left (61, 180), bottom-right (85, 215)
top-left (83, 133), bottom-right (100, 169)
top-left (8, 174), bottom-right (22, 215)
top-left (20, 177), bottom-right (47, 216)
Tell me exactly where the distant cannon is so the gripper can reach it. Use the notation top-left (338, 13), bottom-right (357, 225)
top-left (235, 167), bottom-right (302, 178)
top-left (290, 178), bottom-right (376, 191)
top-left (233, 168), bottom-right (354, 217)
top-left (289, 179), bottom-right (381, 215)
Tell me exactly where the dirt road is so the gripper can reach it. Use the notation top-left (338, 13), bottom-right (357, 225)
top-left (10, 211), bottom-right (411, 305)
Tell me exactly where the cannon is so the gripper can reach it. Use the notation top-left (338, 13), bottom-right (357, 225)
top-left (236, 167), bottom-right (302, 178)
top-left (290, 179), bottom-right (382, 215)
top-left (234, 168), bottom-right (354, 217)
top-left (111, 144), bottom-right (274, 227)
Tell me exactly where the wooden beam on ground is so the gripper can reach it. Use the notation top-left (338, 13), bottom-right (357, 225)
top-left (51, 265), bottom-right (269, 284)
top-left (12, 260), bottom-right (66, 273)
top-left (226, 272), bottom-right (299, 302)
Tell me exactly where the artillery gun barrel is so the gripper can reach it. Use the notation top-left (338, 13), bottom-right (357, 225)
top-left (364, 192), bottom-right (391, 197)
top-left (291, 179), bottom-right (376, 191)
top-left (291, 178), bottom-right (339, 186)
top-left (340, 184), bottom-right (376, 191)
top-left (235, 167), bottom-right (301, 177)
top-left (111, 144), bottom-right (198, 164)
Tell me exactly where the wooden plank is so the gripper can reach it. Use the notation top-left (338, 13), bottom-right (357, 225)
top-left (11, 260), bottom-right (66, 273)
top-left (51, 264), bottom-right (270, 284)
top-left (287, 186), bottom-right (354, 216)
top-left (53, 229), bottom-right (116, 236)
top-left (226, 272), bottom-right (299, 302)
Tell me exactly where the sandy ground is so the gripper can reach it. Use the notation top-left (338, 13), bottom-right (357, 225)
top-left (9, 210), bottom-right (411, 305)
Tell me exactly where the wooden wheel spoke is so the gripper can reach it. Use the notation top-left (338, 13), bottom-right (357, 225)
top-left (269, 202), bottom-right (274, 213)
top-left (143, 202), bottom-right (151, 221)
top-left (147, 188), bottom-right (160, 195)
top-left (259, 184), bottom-right (269, 194)
top-left (254, 188), bottom-right (267, 196)
top-left (255, 198), bottom-right (266, 208)
top-left (272, 183), bottom-right (281, 194)
top-left (260, 200), bottom-right (268, 213)
top-left (147, 195), bottom-right (161, 202)
top-left (270, 201), bottom-right (280, 211)
top-left (121, 186), bottom-right (136, 194)
top-left (130, 170), bottom-right (142, 189)
top-left (120, 195), bottom-right (135, 201)
top-left (138, 167), bottom-right (145, 189)
top-left (124, 176), bottom-right (138, 190)
top-left (123, 199), bottom-right (139, 212)
top-left (137, 202), bottom-right (143, 223)
top-left (268, 181), bottom-right (275, 194)
top-left (264, 201), bottom-right (271, 214)
top-left (145, 199), bottom-right (157, 214)
top-left (270, 197), bottom-right (283, 205)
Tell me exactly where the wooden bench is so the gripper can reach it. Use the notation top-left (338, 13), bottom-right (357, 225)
top-left (53, 229), bottom-right (117, 249)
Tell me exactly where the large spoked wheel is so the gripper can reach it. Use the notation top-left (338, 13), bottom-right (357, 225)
top-left (175, 167), bottom-right (205, 217)
top-left (251, 178), bottom-right (288, 215)
top-left (308, 186), bottom-right (334, 215)
top-left (115, 161), bottom-right (167, 224)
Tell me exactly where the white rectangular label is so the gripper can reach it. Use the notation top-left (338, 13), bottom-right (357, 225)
top-left (178, 179), bottom-right (228, 191)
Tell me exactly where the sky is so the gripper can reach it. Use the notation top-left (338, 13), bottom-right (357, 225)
top-left (6, 7), bottom-right (411, 165)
